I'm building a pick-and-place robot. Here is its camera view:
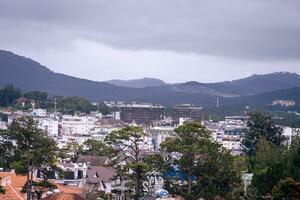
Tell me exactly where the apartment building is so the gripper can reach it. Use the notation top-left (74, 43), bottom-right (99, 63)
top-left (120, 103), bottom-right (165, 124)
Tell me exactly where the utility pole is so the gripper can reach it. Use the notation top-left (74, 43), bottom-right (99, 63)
top-left (54, 98), bottom-right (57, 114)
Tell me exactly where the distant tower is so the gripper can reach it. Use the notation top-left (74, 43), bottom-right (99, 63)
top-left (54, 98), bottom-right (57, 114)
top-left (217, 97), bottom-right (219, 108)
top-left (31, 100), bottom-right (36, 109)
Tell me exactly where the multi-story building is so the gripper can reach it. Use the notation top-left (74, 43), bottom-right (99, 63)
top-left (222, 117), bottom-right (247, 155)
top-left (222, 127), bottom-right (245, 155)
top-left (61, 115), bottom-right (97, 135)
top-left (172, 104), bottom-right (202, 123)
top-left (205, 121), bottom-right (225, 143)
top-left (205, 116), bottom-right (247, 155)
top-left (149, 126), bottom-right (176, 151)
top-left (282, 126), bottom-right (300, 146)
top-left (120, 103), bottom-right (165, 124)
top-left (0, 121), bottom-right (7, 130)
top-left (38, 118), bottom-right (59, 138)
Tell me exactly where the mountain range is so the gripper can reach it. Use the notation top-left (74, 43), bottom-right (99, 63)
top-left (1, 50), bottom-right (300, 109)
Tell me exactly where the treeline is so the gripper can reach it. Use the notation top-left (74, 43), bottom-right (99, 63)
top-left (0, 85), bottom-right (115, 115)
top-left (242, 111), bottom-right (300, 198)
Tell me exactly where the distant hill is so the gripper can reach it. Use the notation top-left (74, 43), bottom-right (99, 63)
top-left (1, 50), bottom-right (300, 108)
top-left (220, 87), bottom-right (300, 111)
top-left (107, 78), bottom-right (166, 88)
top-left (173, 72), bottom-right (300, 96)
top-left (0, 50), bottom-right (217, 107)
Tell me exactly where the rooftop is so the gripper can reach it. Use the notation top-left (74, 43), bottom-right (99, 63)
top-left (0, 172), bottom-right (83, 200)
top-left (120, 103), bottom-right (165, 109)
top-left (173, 104), bottom-right (202, 110)
top-left (42, 193), bottom-right (86, 200)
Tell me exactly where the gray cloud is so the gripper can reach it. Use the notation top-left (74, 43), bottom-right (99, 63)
top-left (0, 0), bottom-right (300, 82)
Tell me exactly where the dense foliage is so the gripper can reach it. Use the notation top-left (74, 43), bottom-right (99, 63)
top-left (250, 137), bottom-right (300, 197)
top-left (242, 111), bottom-right (283, 171)
top-left (0, 117), bottom-right (57, 200)
top-left (57, 96), bottom-right (97, 114)
top-left (105, 126), bottom-right (148, 200)
top-left (239, 111), bottom-right (300, 198)
top-left (0, 85), bottom-right (117, 116)
top-left (161, 122), bottom-right (240, 200)
top-left (0, 85), bottom-right (21, 107)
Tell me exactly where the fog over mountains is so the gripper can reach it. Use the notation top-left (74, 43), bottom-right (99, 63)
top-left (1, 50), bottom-right (300, 108)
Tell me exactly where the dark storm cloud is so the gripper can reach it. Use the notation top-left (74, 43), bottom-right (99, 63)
top-left (1, 0), bottom-right (300, 61)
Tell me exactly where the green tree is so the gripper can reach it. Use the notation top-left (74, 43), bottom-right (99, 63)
top-left (250, 138), bottom-right (282, 196)
top-left (0, 178), bottom-right (5, 194)
top-left (0, 85), bottom-right (22, 107)
top-left (233, 156), bottom-right (248, 174)
top-left (242, 111), bottom-right (283, 171)
top-left (97, 102), bottom-right (114, 115)
top-left (59, 142), bottom-right (83, 163)
top-left (161, 122), bottom-right (240, 200)
top-left (21, 180), bottom-right (57, 200)
top-left (57, 96), bottom-right (97, 114)
top-left (194, 144), bottom-right (241, 199)
top-left (251, 137), bottom-right (300, 196)
top-left (1, 117), bottom-right (57, 200)
top-left (143, 154), bottom-right (168, 172)
top-left (161, 122), bottom-right (211, 199)
top-left (254, 137), bottom-right (282, 171)
top-left (82, 139), bottom-right (113, 157)
top-left (105, 126), bottom-right (147, 200)
top-left (252, 163), bottom-right (286, 196)
top-left (24, 91), bottom-right (48, 102)
top-left (24, 91), bottom-right (49, 108)
top-left (0, 129), bottom-right (14, 170)
top-left (272, 177), bottom-right (300, 199)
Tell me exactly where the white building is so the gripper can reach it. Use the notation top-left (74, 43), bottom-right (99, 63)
top-left (149, 126), bottom-right (176, 151)
top-left (221, 118), bottom-right (247, 155)
top-left (206, 121), bottom-right (225, 143)
top-left (57, 134), bottom-right (92, 148)
top-left (0, 121), bottom-right (7, 130)
top-left (32, 109), bottom-right (47, 117)
top-left (272, 100), bottom-right (296, 107)
top-left (61, 115), bottom-right (97, 135)
top-left (89, 127), bottom-right (120, 141)
top-left (282, 126), bottom-right (300, 146)
top-left (38, 118), bottom-right (59, 138)
top-left (205, 116), bottom-right (247, 155)
top-left (114, 111), bottom-right (121, 120)
top-left (55, 162), bottom-right (88, 187)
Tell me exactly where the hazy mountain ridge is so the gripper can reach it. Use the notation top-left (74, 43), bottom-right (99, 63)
top-left (107, 78), bottom-right (166, 88)
top-left (174, 72), bottom-right (300, 96)
top-left (0, 50), bottom-right (217, 107)
top-left (1, 50), bottom-right (300, 108)
top-left (112, 72), bottom-right (300, 98)
top-left (219, 86), bottom-right (300, 111)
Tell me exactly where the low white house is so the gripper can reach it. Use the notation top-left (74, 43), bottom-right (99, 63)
top-left (32, 109), bottom-right (47, 117)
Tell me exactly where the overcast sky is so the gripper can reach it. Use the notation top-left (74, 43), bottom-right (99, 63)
top-left (1, 0), bottom-right (300, 83)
